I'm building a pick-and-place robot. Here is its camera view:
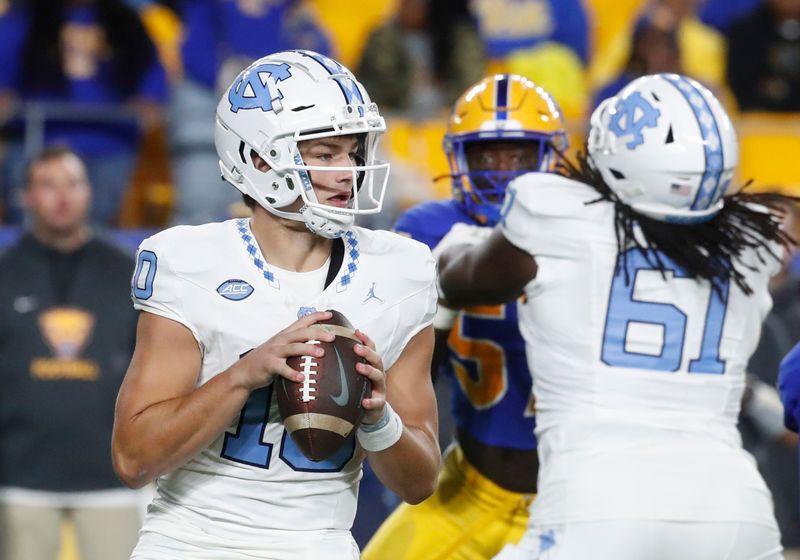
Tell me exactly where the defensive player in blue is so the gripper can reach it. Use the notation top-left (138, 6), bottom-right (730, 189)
top-left (362, 74), bottom-right (568, 560)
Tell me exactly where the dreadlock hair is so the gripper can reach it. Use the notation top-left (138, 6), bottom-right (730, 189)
top-left (554, 148), bottom-right (797, 296)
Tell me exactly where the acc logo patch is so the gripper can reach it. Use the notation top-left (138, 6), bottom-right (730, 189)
top-left (609, 91), bottom-right (661, 149)
top-left (217, 279), bottom-right (255, 301)
top-left (228, 62), bottom-right (292, 113)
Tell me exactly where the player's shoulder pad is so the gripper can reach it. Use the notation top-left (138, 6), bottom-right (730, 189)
top-left (352, 227), bottom-right (435, 284)
top-left (137, 222), bottom-right (231, 277)
top-left (507, 172), bottom-right (599, 218)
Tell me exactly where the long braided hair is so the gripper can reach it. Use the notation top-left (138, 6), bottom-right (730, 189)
top-left (555, 148), bottom-right (796, 296)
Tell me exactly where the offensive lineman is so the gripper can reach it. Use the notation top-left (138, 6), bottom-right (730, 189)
top-left (439, 73), bottom-right (790, 559)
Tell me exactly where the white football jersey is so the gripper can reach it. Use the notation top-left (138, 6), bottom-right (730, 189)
top-left (501, 174), bottom-right (780, 527)
top-left (130, 219), bottom-right (436, 548)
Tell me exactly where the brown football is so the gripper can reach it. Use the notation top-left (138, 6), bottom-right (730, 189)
top-left (278, 309), bottom-right (371, 462)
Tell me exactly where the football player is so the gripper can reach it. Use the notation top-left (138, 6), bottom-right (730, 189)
top-left (363, 74), bottom-right (567, 560)
top-left (112, 50), bottom-right (441, 560)
top-left (438, 74), bottom-right (792, 559)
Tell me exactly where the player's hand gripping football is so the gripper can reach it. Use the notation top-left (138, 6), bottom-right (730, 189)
top-left (353, 329), bottom-right (388, 424)
top-left (236, 310), bottom-right (335, 390)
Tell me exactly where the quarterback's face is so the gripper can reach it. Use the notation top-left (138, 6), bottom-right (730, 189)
top-left (24, 153), bottom-right (90, 234)
top-left (250, 134), bottom-right (362, 216)
top-left (298, 135), bottom-right (362, 208)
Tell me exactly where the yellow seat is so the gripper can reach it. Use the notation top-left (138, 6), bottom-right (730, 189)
top-left (736, 113), bottom-right (800, 195)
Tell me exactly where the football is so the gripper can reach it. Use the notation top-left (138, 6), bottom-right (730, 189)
top-left (277, 309), bottom-right (371, 462)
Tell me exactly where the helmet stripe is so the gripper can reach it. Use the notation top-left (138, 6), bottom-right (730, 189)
top-left (495, 75), bottom-right (509, 121)
top-left (295, 50), bottom-right (365, 110)
top-left (662, 75), bottom-right (725, 211)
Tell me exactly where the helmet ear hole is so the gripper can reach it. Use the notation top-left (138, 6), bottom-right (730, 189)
top-left (665, 126), bottom-right (674, 144)
top-left (610, 168), bottom-right (626, 180)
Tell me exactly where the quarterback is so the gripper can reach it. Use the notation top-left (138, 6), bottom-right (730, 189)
top-left (439, 74), bottom-right (791, 559)
top-left (111, 50), bottom-right (441, 559)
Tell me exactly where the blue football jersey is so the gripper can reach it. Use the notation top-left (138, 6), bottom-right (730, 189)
top-left (394, 200), bottom-right (536, 450)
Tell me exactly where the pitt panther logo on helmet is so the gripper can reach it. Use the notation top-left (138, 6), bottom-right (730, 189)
top-left (228, 62), bottom-right (293, 113)
top-left (609, 91), bottom-right (661, 149)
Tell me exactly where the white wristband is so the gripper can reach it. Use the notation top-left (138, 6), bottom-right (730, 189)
top-left (357, 402), bottom-right (403, 452)
top-left (433, 304), bottom-right (458, 330)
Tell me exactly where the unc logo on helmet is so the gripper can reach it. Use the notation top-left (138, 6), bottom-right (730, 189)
top-left (228, 63), bottom-right (293, 113)
top-left (609, 91), bottom-right (661, 149)
top-left (588, 73), bottom-right (738, 223)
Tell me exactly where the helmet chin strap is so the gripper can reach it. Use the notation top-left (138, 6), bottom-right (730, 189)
top-left (300, 205), bottom-right (355, 239)
top-left (256, 195), bottom-right (354, 239)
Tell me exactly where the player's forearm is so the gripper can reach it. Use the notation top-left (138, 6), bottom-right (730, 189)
top-left (112, 368), bottom-right (250, 488)
top-left (439, 244), bottom-right (506, 307)
top-left (367, 425), bottom-right (441, 504)
top-left (439, 233), bottom-right (534, 308)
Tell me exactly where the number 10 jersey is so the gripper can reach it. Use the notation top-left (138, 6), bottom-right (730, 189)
top-left (130, 219), bottom-right (436, 549)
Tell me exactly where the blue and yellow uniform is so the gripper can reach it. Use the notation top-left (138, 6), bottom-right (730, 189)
top-left (363, 75), bottom-right (567, 560)
top-left (395, 199), bottom-right (536, 450)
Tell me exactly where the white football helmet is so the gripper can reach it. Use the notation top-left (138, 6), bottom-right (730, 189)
top-left (588, 73), bottom-right (738, 223)
top-left (215, 50), bottom-right (389, 238)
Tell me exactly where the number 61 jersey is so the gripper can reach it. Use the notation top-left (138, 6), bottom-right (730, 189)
top-left (500, 173), bottom-right (780, 528)
top-left (130, 219), bottom-right (436, 546)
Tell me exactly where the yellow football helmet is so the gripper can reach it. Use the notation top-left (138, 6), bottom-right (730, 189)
top-left (444, 74), bottom-right (567, 225)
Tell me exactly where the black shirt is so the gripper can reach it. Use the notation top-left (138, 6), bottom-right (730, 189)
top-left (0, 233), bottom-right (136, 491)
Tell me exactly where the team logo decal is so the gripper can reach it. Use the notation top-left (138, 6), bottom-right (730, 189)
top-left (39, 307), bottom-right (95, 359)
top-left (228, 62), bottom-right (292, 113)
top-left (363, 282), bottom-right (384, 304)
top-left (31, 306), bottom-right (99, 381)
top-left (609, 91), bottom-right (661, 149)
top-left (217, 279), bottom-right (255, 301)
top-left (330, 345), bottom-right (350, 407)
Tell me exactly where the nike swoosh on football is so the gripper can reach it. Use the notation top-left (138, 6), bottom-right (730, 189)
top-left (331, 345), bottom-right (350, 407)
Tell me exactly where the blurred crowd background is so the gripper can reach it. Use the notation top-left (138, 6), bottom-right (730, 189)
top-left (2, 0), bottom-right (800, 234)
top-left (2, 0), bottom-right (800, 558)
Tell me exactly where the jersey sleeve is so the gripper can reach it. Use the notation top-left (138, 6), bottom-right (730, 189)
top-left (382, 243), bottom-right (438, 371)
top-left (131, 234), bottom-right (202, 346)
